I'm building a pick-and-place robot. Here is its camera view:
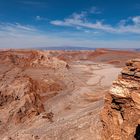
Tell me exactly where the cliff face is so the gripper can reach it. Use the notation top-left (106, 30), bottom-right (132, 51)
top-left (101, 59), bottom-right (140, 140)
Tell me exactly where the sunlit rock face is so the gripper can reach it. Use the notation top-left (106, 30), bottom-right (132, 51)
top-left (0, 76), bottom-right (45, 125)
top-left (101, 59), bottom-right (140, 140)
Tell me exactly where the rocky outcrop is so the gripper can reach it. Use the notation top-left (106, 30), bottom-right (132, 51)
top-left (0, 50), bottom-right (69, 139)
top-left (101, 59), bottom-right (140, 140)
top-left (0, 76), bottom-right (44, 125)
top-left (0, 50), bottom-right (68, 69)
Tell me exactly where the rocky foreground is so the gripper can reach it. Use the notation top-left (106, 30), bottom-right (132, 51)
top-left (101, 59), bottom-right (140, 140)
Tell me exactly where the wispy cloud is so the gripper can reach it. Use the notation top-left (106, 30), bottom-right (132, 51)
top-left (0, 23), bottom-right (37, 37)
top-left (35, 16), bottom-right (48, 21)
top-left (36, 16), bottom-right (43, 21)
top-left (50, 12), bottom-right (140, 34)
top-left (50, 7), bottom-right (101, 26)
top-left (0, 22), bottom-right (139, 49)
top-left (50, 12), bottom-right (115, 33)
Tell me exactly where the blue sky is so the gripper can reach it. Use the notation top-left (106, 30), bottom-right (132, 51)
top-left (0, 0), bottom-right (140, 48)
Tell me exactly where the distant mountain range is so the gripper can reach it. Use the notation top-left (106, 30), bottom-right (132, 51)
top-left (35, 46), bottom-right (140, 51)
top-left (37, 46), bottom-right (96, 50)
top-left (135, 48), bottom-right (140, 51)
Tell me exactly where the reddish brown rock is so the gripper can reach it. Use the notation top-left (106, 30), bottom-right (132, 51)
top-left (0, 49), bottom-right (140, 140)
top-left (0, 76), bottom-right (44, 124)
top-left (101, 59), bottom-right (140, 140)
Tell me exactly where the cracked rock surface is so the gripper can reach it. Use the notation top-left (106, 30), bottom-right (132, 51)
top-left (101, 59), bottom-right (140, 140)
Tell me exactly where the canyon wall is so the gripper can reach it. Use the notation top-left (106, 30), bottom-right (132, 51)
top-left (101, 59), bottom-right (140, 140)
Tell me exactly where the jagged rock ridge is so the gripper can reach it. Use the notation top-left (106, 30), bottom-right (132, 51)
top-left (101, 59), bottom-right (140, 140)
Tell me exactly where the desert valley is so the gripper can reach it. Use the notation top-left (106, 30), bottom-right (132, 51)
top-left (0, 49), bottom-right (140, 140)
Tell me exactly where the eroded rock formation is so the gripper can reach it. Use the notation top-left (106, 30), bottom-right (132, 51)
top-left (0, 50), bottom-right (70, 139)
top-left (101, 59), bottom-right (140, 140)
top-left (0, 76), bottom-right (44, 124)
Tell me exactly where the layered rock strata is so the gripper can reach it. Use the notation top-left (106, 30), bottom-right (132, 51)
top-left (101, 59), bottom-right (140, 140)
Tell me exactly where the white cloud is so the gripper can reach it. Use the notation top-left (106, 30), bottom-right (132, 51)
top-left (0, 22), bottom-right (139, 49)
top-left (51, 12), bottom-right (140, 34)
top-left (35, 16), bottom-right (48, 21)
top-left (36, 16), bottom-right (42, 20)
top-left (0, 23), bottom-right (36, 33)
top-left (84, 30), bottom-right (90, 33)
top-left (51, 11), bottom-right (87, 26)
top-left (0, 23), bottom-right (38, 40)
top-left (71, 11), bottom-right (87, 20)
top-left (50, 13), bottom-right (115, 33)
top-left (132, 16), bottom-right (140, 24)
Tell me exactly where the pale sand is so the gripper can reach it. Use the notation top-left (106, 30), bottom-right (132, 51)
top-left (87, 67), bottom-right (121, 87)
